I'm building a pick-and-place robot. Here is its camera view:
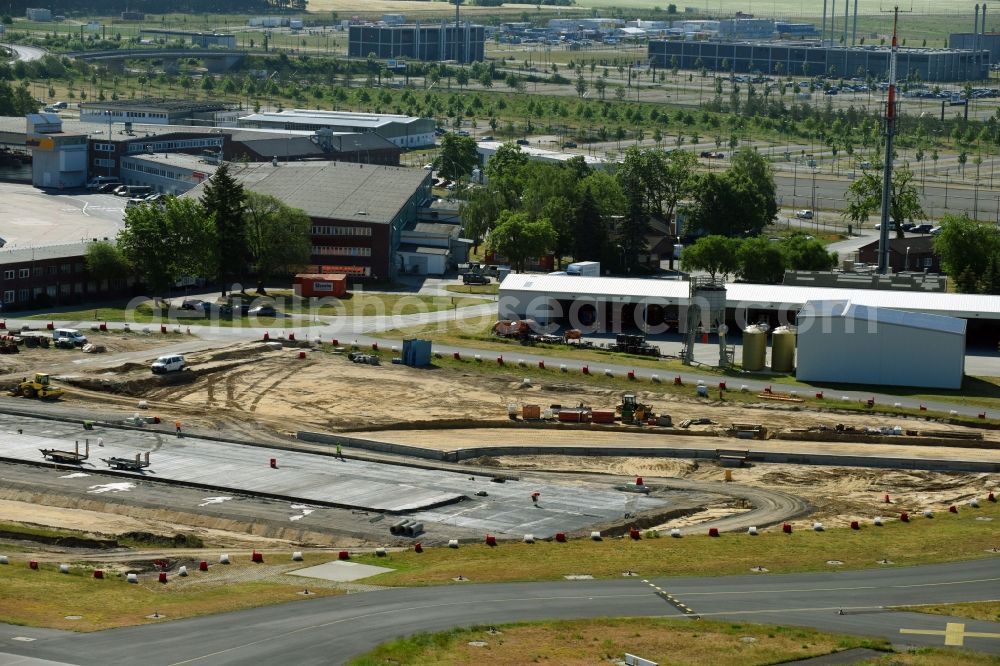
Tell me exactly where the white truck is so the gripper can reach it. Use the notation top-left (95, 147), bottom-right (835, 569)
top-left (566, 261), bottom-right (600, 277)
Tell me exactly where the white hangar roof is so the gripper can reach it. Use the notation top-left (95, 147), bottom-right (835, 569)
top-left (498, 274), bottom-right (1000, 321)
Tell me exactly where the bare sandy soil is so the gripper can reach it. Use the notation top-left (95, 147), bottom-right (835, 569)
top-left (482, 455), bottom-right (999, 529)
top-left (3, 340), bottom-right (997, 542)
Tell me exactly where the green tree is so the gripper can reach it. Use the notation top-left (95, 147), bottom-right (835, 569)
top-left (842, 166), bottom-right (923, 237)
top-left (933, 214), bottom-right (1000, 293)
top-left (243, 192), bottom-right (312, 282)
top-left (199, 163), bottom-right (246, 292)
top-left (782, 234), bottom-right (838, 271)
top-left (680, 235), bottom-right (740, 280)
top-left (436, 133), bottom-right (478, 182)
top-left (487, 211), bottom-right (557, 272)
top-left (84, 241), bottom-right (130, 282)
top-left (117, 198), bottom-right (216, 295)
top-left (728, 147), bottom-right (778, 234)
top-left (736, 236), bottom-right (786, 283)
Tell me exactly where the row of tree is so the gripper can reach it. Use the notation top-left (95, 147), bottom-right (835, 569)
top-left (680, 234), bottom-right (838, 283)
top-left (458, 143), bottom-right (779, 274)
top-left (87, 165), bottom-right (312, 295)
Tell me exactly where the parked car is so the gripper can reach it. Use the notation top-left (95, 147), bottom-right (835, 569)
top-left (912, 223), bottom-right (933, 234)
top-left (901, 222), bottom-right (916, 232)
top-left (248, 304), bottom-right (277, 317)
top-left (516, 138), bottom-right (530, 145)
top-left (874, 221), bottom-right (899, 231)
top-left (795, 209), bottom-right (814, 219)
top-left (86, 176), bottom-right (118, 190)
top-left (929, 226), bottom-right (943, 236)
top-left (98, 181), bottom-right (122, 193)
top-left (462, 273), bottom-right (491, 285)
top-left (151, 354), bottom-right (186, 374)
top-left (563, 140), bottom-right (577, 148)
top-left (124, 198), bottom-right (146, 209)
top-left (113, 185), bottom-right (130, 197)
top-left (180, 299), bottom-right (205, 311)
top-left (53, 328), bottom-right (87, 346)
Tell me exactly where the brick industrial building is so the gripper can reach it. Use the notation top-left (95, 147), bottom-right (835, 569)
top-left (0, 242), bottom-right (135, 311)
top-left (185, 161), bottom-right (432, 280)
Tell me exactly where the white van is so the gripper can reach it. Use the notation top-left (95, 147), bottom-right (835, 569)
top-left (151, 355), bottom-right (186, 374)
top-left (53, 328), bottom-right (87, 346)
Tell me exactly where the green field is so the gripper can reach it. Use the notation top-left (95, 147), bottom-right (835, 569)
top-left (349, 617), bottom-right (890, 666)
top-left (352, 500), bottom-right (1000, 586)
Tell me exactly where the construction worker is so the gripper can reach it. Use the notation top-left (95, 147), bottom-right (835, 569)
top-left (336, 443), bottom-right (344, 460)
top-left (175, 420), bottom-right (182, 437)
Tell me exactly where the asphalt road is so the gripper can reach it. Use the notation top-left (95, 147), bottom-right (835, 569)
top-left (1, 559), bottom-right (997, 665)
top-left (7, 44), bottom-right (46, 62)
top-left (774, 171), bottom-right (1000, 223)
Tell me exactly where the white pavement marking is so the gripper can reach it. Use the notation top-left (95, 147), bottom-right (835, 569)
top-left (197, 496), bottom-right (233, 507)
top-left (86, 482), bottom-right (136, 494)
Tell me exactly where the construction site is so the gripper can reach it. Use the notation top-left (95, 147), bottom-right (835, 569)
top-left (0, 322), bottom-right (998, 560)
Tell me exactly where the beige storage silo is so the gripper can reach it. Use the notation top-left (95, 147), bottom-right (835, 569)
top-left (741, 325), bottom-right (767, 372)
top-left (770, 325), bottom-right (797, 373)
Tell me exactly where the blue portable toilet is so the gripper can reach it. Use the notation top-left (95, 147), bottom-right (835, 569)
top-left (402, 338), bottom-right (432, 367)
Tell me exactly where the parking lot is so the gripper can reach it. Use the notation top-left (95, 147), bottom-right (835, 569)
top-left (0, 182), bottom-right (126, 249)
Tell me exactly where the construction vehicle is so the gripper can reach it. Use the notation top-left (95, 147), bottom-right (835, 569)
top-left (103, 452), bottom-right (151, 471)
top-left (617, 392), bottom-right (659, 425)
top-left (40, 439), bottom-right (89, 464)
top-left (609, 333), bottom-right (660, 357)
top-left (10, 373), bottom-right (64, 400)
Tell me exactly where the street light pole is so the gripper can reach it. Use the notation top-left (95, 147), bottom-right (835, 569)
top-left (905, 245), bottom-right (910, 272)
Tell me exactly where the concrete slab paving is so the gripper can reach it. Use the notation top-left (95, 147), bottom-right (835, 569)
top-left (287, 561), bottom-right (394, 582)
top-left (0, 413), bottom-right (669, 538)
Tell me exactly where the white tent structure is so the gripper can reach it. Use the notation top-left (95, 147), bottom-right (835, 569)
top-left (795, 300), bottom-right (966, 389)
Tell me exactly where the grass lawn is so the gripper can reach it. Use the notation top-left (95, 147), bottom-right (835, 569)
top-left (21, 305), bottom-right (320, 329)
top-left (0, 558), bottom-right (339, 631)
top-left (352, 500), bottom-right (1000, 586)
top-left (898, 601), bottom-right (1000, 624)
top-left (444, 284), bottom-right (500, 295)
top-left (349, 617), bottom-right (890, 666)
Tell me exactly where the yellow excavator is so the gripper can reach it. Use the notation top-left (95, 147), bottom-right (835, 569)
top-left (10, 373), bottom-right (65, 400)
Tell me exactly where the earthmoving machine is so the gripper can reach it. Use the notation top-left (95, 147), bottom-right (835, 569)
top-left (103, 452), bottom-right (151, 471)
top-left (10, 373), bottom-right (64, 400)
top-left (618, 392), bottom-right (654, 425)
top-left (40, 439), bottom-right (89, 464)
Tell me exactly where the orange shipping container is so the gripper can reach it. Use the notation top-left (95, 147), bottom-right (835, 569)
top-left (294, 273), bottom-right (348, 298)
top-left (591, 410), bottom-right (616, 424)
top-left (522, 404), bottom-right (541, 420)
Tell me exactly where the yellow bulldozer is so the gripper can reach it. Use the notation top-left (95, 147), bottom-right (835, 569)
top-left (10, 373), bottom-right (65, 400)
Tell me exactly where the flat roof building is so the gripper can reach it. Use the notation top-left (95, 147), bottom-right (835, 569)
top-left (649, 40), bottom-right (990, 81)
top-left (139, 29), bottom-right (237, 49)
top-left (237, 109), bottom-right (435, 149)
top-left (476, 141), bottom-right (608, 177)
top-left (348, 22), bottom-right (485, 64)
top-left (0, 241), bottom-right (135, 311)
top-left (79, 98), bottom-right (238, 127)
top-left (120, 152), bottom-right (218, 195)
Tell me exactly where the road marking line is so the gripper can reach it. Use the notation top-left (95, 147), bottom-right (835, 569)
top-left (675, 576), bottom-right (1000, 597)
top-left (900, 622), bottom-right (1000, 647)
